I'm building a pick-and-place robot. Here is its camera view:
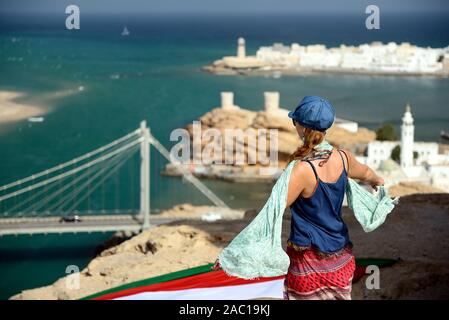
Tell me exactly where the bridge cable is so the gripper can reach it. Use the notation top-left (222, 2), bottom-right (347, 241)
top-left (0, 137), bottom-right (142, 202)
top-left (62, 146), bottom-right (139, 214)
top-left (0, 129), bottom-right (141, 192)
top-left (49, 146), bottom-right (137, 214)
top-left (148, 132), bottom-right (228, 208)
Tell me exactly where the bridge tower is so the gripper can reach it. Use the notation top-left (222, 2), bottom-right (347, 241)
top-left (140, 121), bottom-right (150, 229)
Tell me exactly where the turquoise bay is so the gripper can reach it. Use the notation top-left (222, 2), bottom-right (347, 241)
top-left (0, 13), bottom-right (448, 299)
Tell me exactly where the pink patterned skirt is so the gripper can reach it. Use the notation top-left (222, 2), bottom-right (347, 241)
top-left (283, 241), bottom-right (356, 300)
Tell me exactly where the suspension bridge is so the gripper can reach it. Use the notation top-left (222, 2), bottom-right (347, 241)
top-left (0, 121), bottom-right (228, 236)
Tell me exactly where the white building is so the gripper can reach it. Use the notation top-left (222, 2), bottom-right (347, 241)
top-left (255, 41), bottom-right (449, 74)
top-left (334, 117), bottom-right (358, 133)
top-left (363, 104), bottom-right (449, 190)
top-left (237, 37), bottom-right (246, 58)
top-left (220, 37), bottom-right (266, 70)
top-left (366, 141), bottom-right (399, 168)
top-left (401, 104), bottom-right (415, 169)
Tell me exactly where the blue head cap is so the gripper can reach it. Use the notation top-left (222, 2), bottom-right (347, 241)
top-left (288, 96), bottom-right (335, 132)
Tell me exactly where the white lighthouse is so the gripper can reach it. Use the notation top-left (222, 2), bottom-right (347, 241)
top-left (400, 103), bottom-right (414, 168)
top-left (237, 37), bottom-right (246, 58)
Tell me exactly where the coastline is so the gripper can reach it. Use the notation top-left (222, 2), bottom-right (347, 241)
top-left (2, 8), bottom-right (449, 302)
top-left (0, 91), bottom-right (46, 124)
top-left (202, 65), bottom-right (449, 78)
top-left (0, 87), bottom-right (85, 125)
top-left (204, 38), bottom-right (449, 78)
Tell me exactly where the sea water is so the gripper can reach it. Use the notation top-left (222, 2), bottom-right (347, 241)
top-left (0, 12), bottom-right (448, 299)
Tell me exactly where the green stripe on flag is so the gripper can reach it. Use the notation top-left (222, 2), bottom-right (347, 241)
top-left (81, 263), bottom-right (214, 300)
top-left (81, 258), bottom-right (398, 300)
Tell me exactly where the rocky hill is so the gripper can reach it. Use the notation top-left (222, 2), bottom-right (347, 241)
top-left (188, 106), bottom-right (376, 161)
top-left (163, 106), bottom-right (376, 181)
top-left (11, 192), bottom-right (449, 300)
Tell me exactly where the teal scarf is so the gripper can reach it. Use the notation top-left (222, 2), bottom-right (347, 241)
top-left (218, 140), bottom-right (400, 279)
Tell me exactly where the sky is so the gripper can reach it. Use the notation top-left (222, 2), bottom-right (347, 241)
top-left (1, 0), bottom-right (449, 15)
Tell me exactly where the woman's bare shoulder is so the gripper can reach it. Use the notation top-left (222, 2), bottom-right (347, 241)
top-left (290, 160), bottom-right (312, 180)
top-left (338, 148), bottom-right (353, 157)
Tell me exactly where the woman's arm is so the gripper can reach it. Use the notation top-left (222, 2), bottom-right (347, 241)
top-left (342, 149), bottom-right (385, 190)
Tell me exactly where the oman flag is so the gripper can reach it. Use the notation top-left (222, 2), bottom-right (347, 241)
top-left (82, 259), bottom-right (396, 300)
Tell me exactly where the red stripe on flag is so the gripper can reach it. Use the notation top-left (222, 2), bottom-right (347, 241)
top-left (93, 270), bottom-right (285, 300)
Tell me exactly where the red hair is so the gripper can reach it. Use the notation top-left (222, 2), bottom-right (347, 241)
top-left (288, 128), bottom-right (326, 162)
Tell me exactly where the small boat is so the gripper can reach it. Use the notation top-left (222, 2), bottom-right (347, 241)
top-left (121, 26), bottom-right (130, 36)
top-left (28, 117), bottom-right (44, 123)
top-left (272, 71), bottom-right (282, 78)
top-left (441, 130), bottom-right (449, 141)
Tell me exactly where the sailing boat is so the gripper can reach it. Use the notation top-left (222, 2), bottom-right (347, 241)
top-left (121, 26), bottom-right (130, 36)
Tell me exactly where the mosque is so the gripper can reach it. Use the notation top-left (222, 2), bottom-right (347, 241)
top-left (359, 104), bottom-right (449, 190)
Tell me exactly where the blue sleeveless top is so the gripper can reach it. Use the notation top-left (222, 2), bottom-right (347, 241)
top-left (289, 150), bottom-right (351, 254)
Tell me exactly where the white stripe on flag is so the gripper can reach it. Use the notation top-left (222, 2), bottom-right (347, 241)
top-left (114, 279), bottom-right (284, 300)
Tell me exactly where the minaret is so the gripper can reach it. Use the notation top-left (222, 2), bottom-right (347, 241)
top-left (400, 103), bottom-right (414, 168)
top-left (237, 37), bottom-right (246, 58)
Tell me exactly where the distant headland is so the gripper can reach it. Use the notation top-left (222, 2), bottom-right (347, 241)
top-left (163, 91), bottom-right (377, 183)
top-left (203, 38), bottom-right (449, 77)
